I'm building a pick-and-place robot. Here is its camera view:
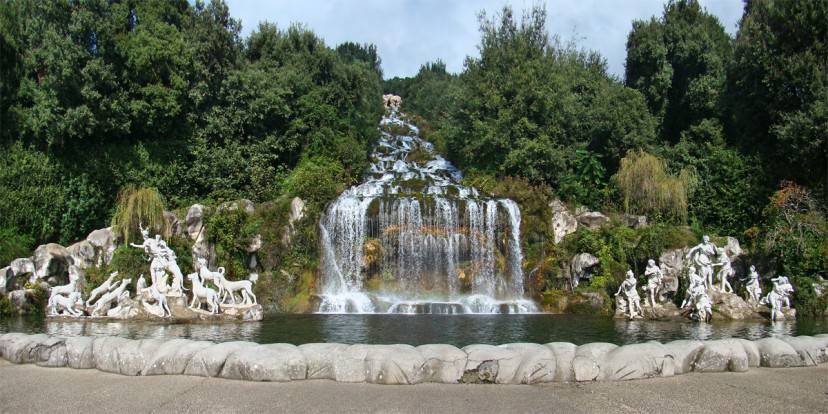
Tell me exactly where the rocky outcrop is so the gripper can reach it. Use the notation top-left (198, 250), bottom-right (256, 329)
top-left (623, 214), bottom-right (648, 229)
top-left (33, 243), bottom-right (72, 284)
top-left (185, 204), bottom-right (214, 264)
top-left (282, 197), bottom-right (306, 246)
top-left (549, 199), bottom-right (578, 244)
top-left (2, 333), bottom-right (828, 384)
top-left (67, 240), bottom-right (96, 269)
top-left (576, 211), bottom-right (610, 229)
top-left (710, 290), bottom-right (761, 320)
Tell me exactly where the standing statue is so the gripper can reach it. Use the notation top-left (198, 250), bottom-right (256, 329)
top-left (744, 265), bottom-right (762, 304)
top-left (47, 291), bottom-right (83, 317)
top-left (643, 259), bottom-right (664, 307)
top-left (686, 235), bottom-right (718, 290)
top-left (130, 223), bottom-right (185, 296)
top-left (713, 247), bottom-right (734, 293)
top-left (761, 276), bottom-right (795, 321)
top-left (187, 273), bottom-right (220, 314)
top-left (615, 270), bottom-right (642, 319)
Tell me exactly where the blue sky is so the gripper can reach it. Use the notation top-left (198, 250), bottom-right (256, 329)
top-left (224, 0), bottom-right (744, 79)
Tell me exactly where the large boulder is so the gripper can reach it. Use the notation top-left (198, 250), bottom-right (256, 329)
top-left (65, 336), bottom-right (95, 369)
top-left (572, 342), bottom-right (617, 382)
top-left (8, 258), bottom-right (36, 287)
top-left (334, 344), bottom-right (427, 385)
top-left (570, 253), bottom-right (599, 288)
top-left (623, 214), bottom-right (648, 229)
top-left (33, 336), bottom-right (68, 368)
top-left (576, 211), bottom-right (610, 229)
top-left (550, 199), bottom-right (578, 244)
top-left (600, 342), bottom-right (675, 380)
top-left (67, 240), bottom-right (96, 269)
top-left (184, 341), bottom-right (257, 377)
top-left (86, 227), bottom-right (116, 265)
top-left (461, 344), bottom-right (521, 384)
top-left (734, 338), bottom-right (761, 368)
top-left (33, 243), bottom-right (72, 283)
top-left (779, 336), bottom-right (828, 366)
top-left (545, 342), bottom-right (576, 381)
top-left (0, 332), bottom-right (27, 359)
top-left (142, 339), bottom-right (213, 375)
top-left (663, 340), bottom-right (705, 374)
top-left (724, 237), bottom-right (742, 259)
top-left (658, 248), bottom-right (688, 295)
top-left (282, 197), bottom-right (306, 246)
top-left (710, 290), bottom-right (761, 320)
top-left (640, 302), bottom-right (682, 320)
top-left (500, 343), bottom-right (556, 384)
top-left (220, 343), bottom-right (307, 382)
top-left (300, 343), bottom-right (349, 380)
top-left (416, 344), bottom-right (467, 383)
top-left (2, 334), bottom-right (54, 364)
top-left (754, 337), bottom-right (802, 368)
top-left (163, 211), bottom-right (182, 238)
top-left (94, 337), bottom-right (164, 375)
top-left (0, 266), bottom-right (9, 294)
top-left (695, 339), bottom-right (749, 372)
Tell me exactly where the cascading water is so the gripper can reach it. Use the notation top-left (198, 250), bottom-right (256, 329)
top-left (317, 111), bottom-right (538, 314)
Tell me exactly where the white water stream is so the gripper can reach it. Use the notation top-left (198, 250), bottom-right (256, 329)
top-left (317, 112), bottom-right (537, 314)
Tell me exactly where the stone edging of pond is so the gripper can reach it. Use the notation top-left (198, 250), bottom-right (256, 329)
top-left (1, 332), bottom-right (827, 384)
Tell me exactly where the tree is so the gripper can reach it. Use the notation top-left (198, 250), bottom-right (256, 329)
top-left (625, 0), bottom-right (733, 143)
top-left (614, 150), bottom-right (695, 223)
top-left (728, 0), bottom-right (828, 200)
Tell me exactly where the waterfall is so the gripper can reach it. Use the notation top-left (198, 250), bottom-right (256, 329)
top-left (316, 112), bottom-right (538, 314)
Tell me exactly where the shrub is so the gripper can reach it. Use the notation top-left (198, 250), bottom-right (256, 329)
top-left (0, 227), bottom-right (35, 266)
top-left (111, 186), bottom-right (168, 243)
top-left (283, 156), bottom-right (348, 213)
top-left (206, 207), bottom-right (260, 281)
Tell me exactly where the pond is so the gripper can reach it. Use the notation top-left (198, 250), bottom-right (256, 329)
top-left (2, 314), bottom-right (827, 347)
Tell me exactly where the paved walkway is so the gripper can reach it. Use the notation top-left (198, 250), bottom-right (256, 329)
top-left (0, 360), bottom-right (826, 413)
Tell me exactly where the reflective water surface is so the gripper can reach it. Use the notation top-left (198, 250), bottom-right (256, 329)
top-left (2, 314), bottom-right (827, 346)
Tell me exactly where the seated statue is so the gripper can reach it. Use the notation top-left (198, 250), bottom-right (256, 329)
top-left (615, 269), bottom-right (642, 319)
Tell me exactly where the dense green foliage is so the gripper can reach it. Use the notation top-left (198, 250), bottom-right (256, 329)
top-left (110, 186), bottom-right (167, 243)
top-left (0, 0), bottom-right (383, 246)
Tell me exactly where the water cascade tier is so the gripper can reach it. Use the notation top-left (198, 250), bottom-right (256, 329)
top-left (317, 113), bottom-right (538, 314)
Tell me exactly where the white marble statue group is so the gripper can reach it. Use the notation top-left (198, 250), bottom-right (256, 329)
top-left (613, 235), bottom-right (796, 322)
top-left (46, 224), bottom-right (258, 319)
top-left (614, 259), bottom-right (665, 320)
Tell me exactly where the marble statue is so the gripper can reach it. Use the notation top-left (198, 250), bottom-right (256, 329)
top-left (136, 274), bottom-right (148, 295)
top-left (615, 270), bottom-right (642, 319)
top-left (681, 267), bottom-right (712, 322)
top-left (761, 276), bottom-right (795, 321)
top-left (48, 266), bottom-right (82, 304)
top-left (86, 271), bottom-right (118, 307)
top-left (187, 273), bottom-right (220, 314)
top-left (714, 247), bottom-right (734, 293)
top-left (142, 285), bottom-right (171, 318)
top-left (218, 272), bottom-right (258, 305)
top-left (686, 235), bottom-right (717, 290)
top-left (744, 265), bottom-right (762, 304)
top-left (643, 259), bottom-right (664, 307)
top-left (196, 257), bottom-right (226, 298)
top-left (130, 224), bottom-right (185, 296)
top-left (90, 278), bottom-right (131, 317)
top-left (47, 291), bottom-right (83, 317)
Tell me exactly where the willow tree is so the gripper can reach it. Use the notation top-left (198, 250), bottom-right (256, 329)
top-left (615, 150), bottom-right (695, 222)
top-left (111, 186), bottom-right (167, 243)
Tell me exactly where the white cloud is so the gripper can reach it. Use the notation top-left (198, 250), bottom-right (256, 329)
top-left (225, 0), bottom-right (744, 79)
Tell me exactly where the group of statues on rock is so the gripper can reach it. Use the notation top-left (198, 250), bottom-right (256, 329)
top-left (615, 235), bottom-right (795, 322)
top-left (46, 224), bottom-right (257, 319)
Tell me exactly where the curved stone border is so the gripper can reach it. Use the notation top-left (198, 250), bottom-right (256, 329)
top-left (1, 332), bottom-right (826, 385)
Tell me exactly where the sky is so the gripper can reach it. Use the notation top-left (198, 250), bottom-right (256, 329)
top-left (224, 0), bottom-right (745, 80)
